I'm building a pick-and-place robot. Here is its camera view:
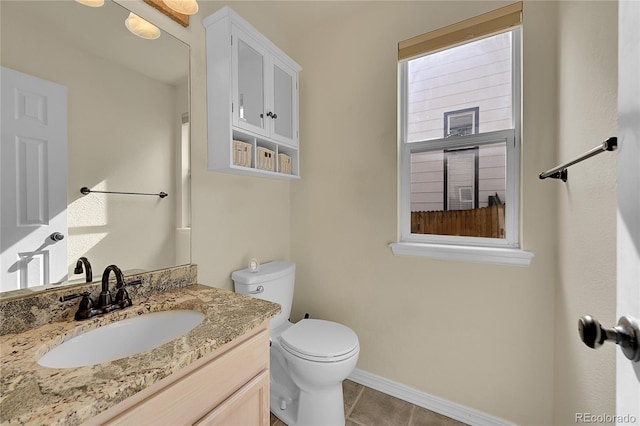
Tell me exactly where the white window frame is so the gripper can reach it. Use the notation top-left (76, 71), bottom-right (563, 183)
top-left (391, 28), bottom-right (534, 266)
top-left (445, 107), bottom-right (479, 137)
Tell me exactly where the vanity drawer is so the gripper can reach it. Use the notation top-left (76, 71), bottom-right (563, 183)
top-left (102, 326), bottom-right (269, 425)
top-left (194, 370), bottom-right (270, 426)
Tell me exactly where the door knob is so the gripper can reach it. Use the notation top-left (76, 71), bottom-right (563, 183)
top-left (50, 232), bottom-right (65, 242)
top-left (578, 315), bottom-right (640, 362)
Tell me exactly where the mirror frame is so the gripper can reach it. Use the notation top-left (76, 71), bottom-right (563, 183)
top-left (143, 0), bottom-right (190, 27)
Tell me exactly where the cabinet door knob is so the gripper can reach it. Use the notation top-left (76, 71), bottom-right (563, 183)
top-left (266, 111), bottom-right (274, 118)
top-left (272, 113), bottom-right (277, 119)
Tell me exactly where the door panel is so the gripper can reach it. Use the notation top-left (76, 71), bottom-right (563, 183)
top-left (16, 136), bottom-right (49, 226)
top-left (617, 1), bottom-right (640, 420)
top-left (1, 67), bottom-right (68, 291)
top-left (271, 56), bottom-right (297, 146)
top-left (273, 63), bottom-right (293, 140)
top-left (232, 25), bottom-right (267, 136)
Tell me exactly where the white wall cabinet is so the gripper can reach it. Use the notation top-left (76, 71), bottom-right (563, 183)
top-left (205, 7), bottom-right (302, 179)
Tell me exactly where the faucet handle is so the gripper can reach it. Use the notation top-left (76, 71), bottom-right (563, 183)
top-left (124, 279), bottom-right (143, 287)
top-left (113, 279), bottom-right (139, 308)
top-left (60, 291), bottom-right (91, 302)
top-left (77, 292), bottom-right (94, 311)
top-left (61, 292), bottom-right (97, 321)
top-left (114, 286), bottom-right (132, 308)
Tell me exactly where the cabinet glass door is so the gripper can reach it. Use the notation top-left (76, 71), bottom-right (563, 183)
top-left (235, 32), bottom-right (266, 133)
top-left (272, 59), bottom-right (297, 146)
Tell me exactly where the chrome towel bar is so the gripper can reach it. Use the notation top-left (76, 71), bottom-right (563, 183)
top-left (539, 137), bottom-right (617, 182)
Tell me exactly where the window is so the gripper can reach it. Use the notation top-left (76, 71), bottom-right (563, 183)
top-left (445, 147), bottom-right (478, 211)
top-left (444, 107), bottom-right (479, 138)
top-left (392, 2), bottom-right (533, 266)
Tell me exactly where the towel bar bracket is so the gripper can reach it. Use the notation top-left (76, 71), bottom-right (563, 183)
top-left (540, 169), bottom-right (568, 182)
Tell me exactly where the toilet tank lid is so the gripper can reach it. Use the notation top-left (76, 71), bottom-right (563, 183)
top-left (232, 261), bottom-right (295, 285)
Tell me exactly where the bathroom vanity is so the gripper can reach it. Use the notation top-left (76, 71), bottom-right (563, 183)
top-left (0, 268), bottom-right (280, 425)
top-left (88, 321), bottom-right (271, 425)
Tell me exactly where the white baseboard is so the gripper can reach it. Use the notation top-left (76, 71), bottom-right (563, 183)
top-left (348, 368), bottom-right (513, 426)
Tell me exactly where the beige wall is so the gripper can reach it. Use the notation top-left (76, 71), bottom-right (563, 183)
top-left (123, 1), bottom-right (617, 424)
top-left (114, 0), bottom-right (295, 290)
top-left (289, 2), bottom-right (558, 424)
top-left (187, 2), bottom-right (295, 289)
top-left (554, 2), bottom-right (618, 424)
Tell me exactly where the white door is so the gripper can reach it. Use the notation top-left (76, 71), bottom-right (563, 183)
top-left (617, 1), bottom-right (640, 422)
top-left (1, 67), bottom-right (68, 291)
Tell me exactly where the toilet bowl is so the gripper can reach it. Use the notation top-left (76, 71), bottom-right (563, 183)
top-left (232, 261), bottom-right (359, 426)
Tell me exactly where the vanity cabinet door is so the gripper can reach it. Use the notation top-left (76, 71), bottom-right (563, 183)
top-left (232, 25), bottom-right (268, 137)
top-left (195, 370), bottom-right (269, 426)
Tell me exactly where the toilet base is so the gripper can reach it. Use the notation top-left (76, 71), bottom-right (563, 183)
top-left (270, 382), bottom-right (346, 426)
top-left (270, 380), bottom-right (298, 426)
top-left (297, 386), bottom-right (346, 426)
top-left (270, 344), bottom-right (349, 426)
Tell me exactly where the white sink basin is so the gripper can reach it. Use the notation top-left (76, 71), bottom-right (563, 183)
top-left (38, 310), bottom-right (205, 368)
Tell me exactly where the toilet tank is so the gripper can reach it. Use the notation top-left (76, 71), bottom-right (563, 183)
top-left (232, 261), bottom-right (295, 330)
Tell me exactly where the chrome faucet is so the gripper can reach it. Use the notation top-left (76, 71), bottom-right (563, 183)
top-left (74, 257), bottom-right (93, 283)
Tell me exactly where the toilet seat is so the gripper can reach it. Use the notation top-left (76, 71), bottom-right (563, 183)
top-left (280, 319), bottom-right (359, 363)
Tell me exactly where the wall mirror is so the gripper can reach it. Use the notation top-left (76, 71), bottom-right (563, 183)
top-left (0, 0), bottom-right (190, 298)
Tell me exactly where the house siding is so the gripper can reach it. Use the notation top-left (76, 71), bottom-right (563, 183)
top-left (408, 32), bottom-right (511, 212)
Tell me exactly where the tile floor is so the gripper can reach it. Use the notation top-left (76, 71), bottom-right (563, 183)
top-left (269, 380), bottom-right (468, 426)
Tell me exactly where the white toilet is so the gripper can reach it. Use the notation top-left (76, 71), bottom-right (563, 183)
top-left (232, 261), bottom-right (359, 426)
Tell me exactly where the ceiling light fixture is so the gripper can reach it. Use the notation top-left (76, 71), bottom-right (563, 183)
top-left (161, 0), bottom-right (198, 16)
top-left (74, 0), bottom-right (105, 7)
top-left (125, 13), bottom-right (161, 40)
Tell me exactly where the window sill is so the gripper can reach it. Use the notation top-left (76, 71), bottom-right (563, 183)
top-left (389, 242), bottom-right (534, 267)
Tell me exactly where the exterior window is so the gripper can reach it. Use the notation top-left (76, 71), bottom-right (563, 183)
top-left (444, 107), bottom-right (479, 138)
top-left (444, 147), bottom-right (478, 211)
top-left (399, 28), bottom-right (521, 248)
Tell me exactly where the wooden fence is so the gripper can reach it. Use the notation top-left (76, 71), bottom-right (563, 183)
top-left (411, 204), bottom-right (505, 238)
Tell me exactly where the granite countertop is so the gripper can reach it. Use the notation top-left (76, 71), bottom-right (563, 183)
top-left (0, 284), bottom-right (280, 426)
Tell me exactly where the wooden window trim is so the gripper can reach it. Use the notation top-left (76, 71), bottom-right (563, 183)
top-left (398, 1), bottom-right (522, 61)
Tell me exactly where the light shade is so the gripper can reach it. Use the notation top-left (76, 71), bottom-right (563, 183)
top-left (162, 0), bottom-right (198, 16)
top-left (75, 0), bottom-right (104, 7)
top-left (125, 13), bottom-right (161, 40)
